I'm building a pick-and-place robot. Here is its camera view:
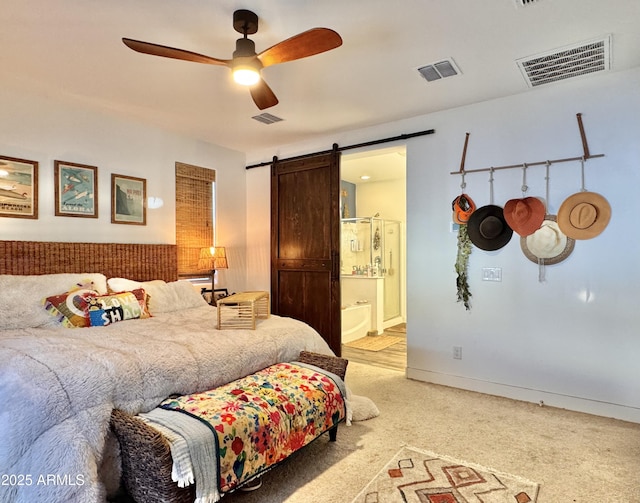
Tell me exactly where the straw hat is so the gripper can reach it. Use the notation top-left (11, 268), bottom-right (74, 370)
top-left (503, 197), bottom-right (546, 237)
top-left (451, 194), bottom-right (476, 225)
top-left (466, 205), bottom-right (513, 251)
top-left (557, 191), bottom-right (611, 240)
top-left (521, 215), bottom-right (574, 265)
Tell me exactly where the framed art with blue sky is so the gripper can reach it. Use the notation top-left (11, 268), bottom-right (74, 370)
top-left (54, 160), bottom-right (98, 218)
top-left (0, 155), bottom-right (38, 219)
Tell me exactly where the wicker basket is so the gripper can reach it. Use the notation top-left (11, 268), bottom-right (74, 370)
top-left (298, 351), bottom-right (348, 380)
top-left (110, 409), bottom-right (195, 503)
top-left (110, 351), bottom-right (348, 503)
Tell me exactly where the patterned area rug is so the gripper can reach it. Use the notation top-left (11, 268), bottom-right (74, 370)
top-left (351, 446), bottom-right (539, 503)
top-left (344, 335), bottom-right (404, 352)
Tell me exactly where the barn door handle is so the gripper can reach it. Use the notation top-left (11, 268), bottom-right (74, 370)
top-left (331, 250), bottom-right (339, 281)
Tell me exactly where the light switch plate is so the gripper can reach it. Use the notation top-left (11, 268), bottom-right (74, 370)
top-left (482, 267), bottom-right (502, 282)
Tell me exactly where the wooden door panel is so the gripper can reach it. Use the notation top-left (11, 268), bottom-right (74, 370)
top-left (271, 151), bottom-right (341, 355)
top-left (275, 270), bottom-right (331, 338)
top-left (276, 166), bottom-right (331, 259)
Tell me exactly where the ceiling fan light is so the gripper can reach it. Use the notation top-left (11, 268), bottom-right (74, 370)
top-left (233, 66), bottom-right (261, 86)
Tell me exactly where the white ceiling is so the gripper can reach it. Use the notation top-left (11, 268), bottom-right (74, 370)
top-left (341, 146), bottom-right (406, 185)
top-left (3, 1), bottom-right (639, 155)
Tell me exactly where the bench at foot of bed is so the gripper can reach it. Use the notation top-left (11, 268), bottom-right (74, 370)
top-left (111, 351), bottom-right (348, 503)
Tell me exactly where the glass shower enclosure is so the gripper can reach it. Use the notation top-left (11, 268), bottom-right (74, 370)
top-left (340, 217), bottom-right (402, 321)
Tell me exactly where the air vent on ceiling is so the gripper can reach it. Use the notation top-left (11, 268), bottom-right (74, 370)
top-left (514, 0), bottom-right (541, 7)
top-left (516, 35), bottom-right (611, 88)
top-left (251, 112), bottom-right (284, 125)
top-left (417, 58), bottom-right (461, 82)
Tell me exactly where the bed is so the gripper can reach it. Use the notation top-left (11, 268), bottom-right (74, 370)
top-left (0, 241), bottom-right (334, 503)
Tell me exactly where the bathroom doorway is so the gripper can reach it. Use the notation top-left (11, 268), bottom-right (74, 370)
top-left (339, 145), bottom-right (407, 371)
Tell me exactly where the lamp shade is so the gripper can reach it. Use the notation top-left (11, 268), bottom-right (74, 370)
top-left (212, 247), bottom-right (228, 269)
top-left (198, 246), bottom-right (228, 271)
top-left (197, 247), bottom-right (215, 271)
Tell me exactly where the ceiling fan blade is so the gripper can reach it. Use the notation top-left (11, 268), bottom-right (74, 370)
top-left (122, 38), bottom-right (231, 66)
top-left (257, 28), bottom-right (342, 68)
top-left (250, 78), bottom-right (279, 110)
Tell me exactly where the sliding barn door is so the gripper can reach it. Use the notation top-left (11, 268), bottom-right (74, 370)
top-left (271, 151), bottom-right (342, 355)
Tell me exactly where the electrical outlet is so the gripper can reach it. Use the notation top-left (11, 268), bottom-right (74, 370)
top-left (453, 346), bottom-right (463, 360)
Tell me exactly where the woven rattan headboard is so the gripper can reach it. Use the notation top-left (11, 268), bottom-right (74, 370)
top-left (0, 241), bottom-right (178, 282)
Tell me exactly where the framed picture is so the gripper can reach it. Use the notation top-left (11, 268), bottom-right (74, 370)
top-left (0, 155), bottom-right (38, 219)
top-left (111, 174), bottom-right (146, 225)
top-left (54, 160), bottom-right (98, 218)
top-left (213, 289), bottom-right (230, 304)
top-left (200, 288), bottom-right (230, 306)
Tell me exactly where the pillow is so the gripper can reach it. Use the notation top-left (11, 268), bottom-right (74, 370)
top-left (0, 273), bottom-right (108, 330)
top-left (155, 281), bottom-right (208, 313)
top-left (108, 278), bottom-right (168, 313)
top-left (350, 394), bottom-right (380, 422)
top-left (87, 289), bottom-right (151, 327)
top-left (107, 277), bottom-right (167, 294)
top-left (43, 284), bottom-right (99, 328)
top-left (107, 278), bottom-right (207, 314)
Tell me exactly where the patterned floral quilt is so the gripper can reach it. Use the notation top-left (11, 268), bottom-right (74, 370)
top-left (160, 362), bottom-right (346, 493)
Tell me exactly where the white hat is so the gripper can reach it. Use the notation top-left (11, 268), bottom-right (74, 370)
top-left (521, 216), bottom-right (574, 265)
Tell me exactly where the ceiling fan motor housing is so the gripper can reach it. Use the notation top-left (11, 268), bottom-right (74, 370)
top-left (232, 37), bottom-right (262, 85)
top-left (234, 37), bottom-right (257, 58)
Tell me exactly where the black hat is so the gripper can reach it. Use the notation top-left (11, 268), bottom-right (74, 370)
top-left (466, 205), bottom-right (513, 251)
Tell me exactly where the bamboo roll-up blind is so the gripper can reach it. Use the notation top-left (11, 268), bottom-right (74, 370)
top-left (175, 162), bottom-right (216, 278)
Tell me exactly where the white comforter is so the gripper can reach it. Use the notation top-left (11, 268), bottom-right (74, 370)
top-left (0, 306), bottom-right (332, 503)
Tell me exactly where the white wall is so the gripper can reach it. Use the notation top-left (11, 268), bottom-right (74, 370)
top-left (355, 178), bottom-right (405, 221)
top-left (244, 165), bottom-right (271, 291)
top-left (246, 67), bottom-right (640, 423)
top-left (0, 86), bottom-right (248, 291)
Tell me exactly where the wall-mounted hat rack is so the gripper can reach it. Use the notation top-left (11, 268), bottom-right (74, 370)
top-left (450, 113), bottom-right (604, 176)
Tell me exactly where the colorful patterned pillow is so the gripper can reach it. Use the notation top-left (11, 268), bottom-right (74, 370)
top-left (43, 283), bottom-right (99, 328)
top-left (2, 274), bottom-right (107, 330)
top-left (86, 288), bottom-right (151, 327)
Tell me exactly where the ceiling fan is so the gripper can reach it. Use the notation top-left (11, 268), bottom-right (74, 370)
top-left (123, 9), bottom-right (342, 110)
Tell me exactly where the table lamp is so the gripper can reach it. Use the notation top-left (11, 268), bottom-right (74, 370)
top-left (198, 246), bottom-right (228, 302)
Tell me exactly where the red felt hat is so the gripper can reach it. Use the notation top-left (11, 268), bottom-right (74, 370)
top-left (503, 197), bottom-right (546, 237)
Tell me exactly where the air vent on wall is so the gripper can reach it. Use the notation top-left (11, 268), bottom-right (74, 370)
top-left (252, 112), bottom-right (284, 125)
top-left (516, 35), bottom-right (611, 88)
top-left (417, 58), bottom-right (461, 82)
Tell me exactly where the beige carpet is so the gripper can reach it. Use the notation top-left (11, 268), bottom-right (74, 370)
top-left (351, 446), bottom-right (539, 502)
top-left (182, 362), bottom-right (640, 503)
top-left (344, 334), bottom-right (404, 351)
